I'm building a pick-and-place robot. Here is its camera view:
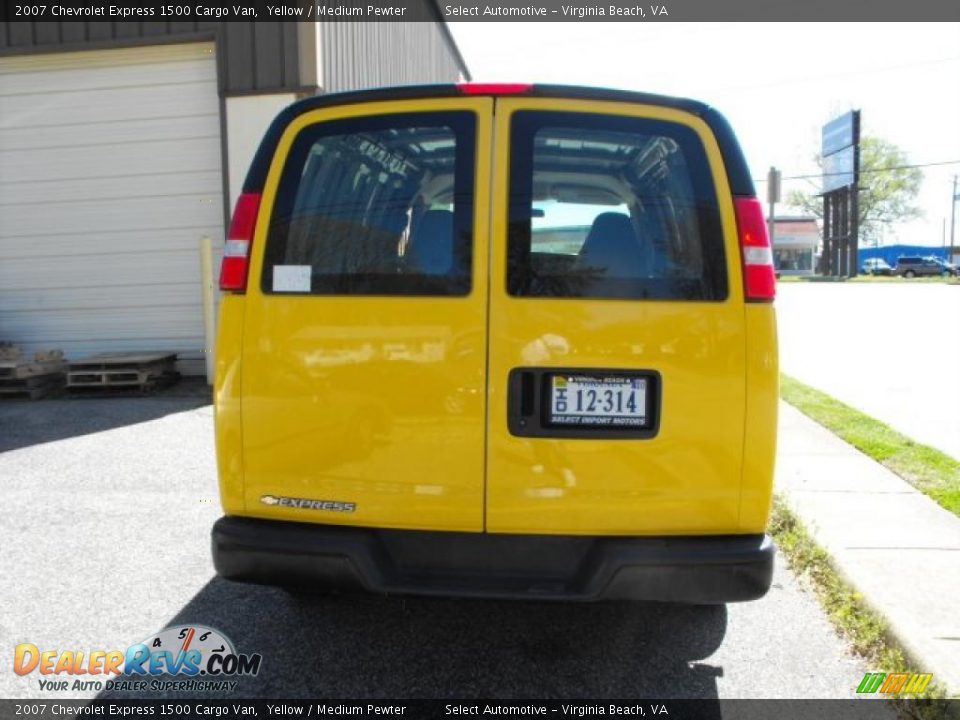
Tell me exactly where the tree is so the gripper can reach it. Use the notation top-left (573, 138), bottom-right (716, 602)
top-left (786, 136), bottom-right (923, 246)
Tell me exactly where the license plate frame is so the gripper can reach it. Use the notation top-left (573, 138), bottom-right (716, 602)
top-left (507, 367), bottom-right (661, 439)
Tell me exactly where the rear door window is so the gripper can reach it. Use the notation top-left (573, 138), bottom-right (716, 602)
top-left (262, 111), bottom-right (476, 296)
top-left (507, 111), bottom-right (727, 301)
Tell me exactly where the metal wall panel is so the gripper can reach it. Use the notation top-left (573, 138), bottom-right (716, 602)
top-left (33, 23), bottom-right (59, 45)
top-left (60, 22), bottom-right (87, 43)
top-left (223, 22), bottom-right (256, 92)
top-left (222, 21), bottom-right (302, 93)
top-left (88, 22), bottom-right (115, 42)
top-left (6, 22), bottom-right (32, 47)
top-left (321, 19), bottom-right (468, 93)
top-left (252, 22), bottom-right (283, 88)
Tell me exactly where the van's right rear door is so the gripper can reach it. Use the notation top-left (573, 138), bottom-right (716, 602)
top-left (485, 97), bottom-right (748, 535)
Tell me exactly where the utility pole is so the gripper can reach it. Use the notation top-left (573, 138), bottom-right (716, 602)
top-left (767, 166), bottom-right (781, 260)
top-left (950, 175), bottom-right (957, 262)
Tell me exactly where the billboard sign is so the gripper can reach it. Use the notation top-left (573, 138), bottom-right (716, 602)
top-left (822, 110), bottom-right (860, 193)
top-left (823, 145), bottom-right (856, 193)
top-left (822, 112), bottom-right (857, 157)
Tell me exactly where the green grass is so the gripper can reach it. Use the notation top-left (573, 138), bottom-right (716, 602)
top-left (780, 374), bottom-right (960, 517)
top-left (770, 498), bottom-right (953, 712)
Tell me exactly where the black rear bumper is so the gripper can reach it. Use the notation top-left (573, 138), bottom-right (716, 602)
top-left (212, 516), bottom-right (774, 603)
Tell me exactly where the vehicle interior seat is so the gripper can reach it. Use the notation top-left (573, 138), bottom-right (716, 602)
top-left (575, 212), bottom-right (648, 278)
top-left (405, 209), bottom-right (455, 275)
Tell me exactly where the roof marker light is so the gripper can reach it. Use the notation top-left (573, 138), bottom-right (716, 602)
top-left (457, 82), bottom-right (534, 96)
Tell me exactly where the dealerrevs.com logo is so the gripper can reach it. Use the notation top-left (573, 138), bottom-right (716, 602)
top-left (14, 625), bottom-right (262, 693)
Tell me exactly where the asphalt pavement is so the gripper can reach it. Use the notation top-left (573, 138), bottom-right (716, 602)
top-left (777, 281), bottom-right (960, 460)
top-left (0, 394), bottom-right (877, 701)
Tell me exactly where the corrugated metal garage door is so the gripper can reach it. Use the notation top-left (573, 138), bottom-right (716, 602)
top-left (0, 43), bottom-right (223, 376)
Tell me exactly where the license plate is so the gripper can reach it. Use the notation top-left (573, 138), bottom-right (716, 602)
top-left (549, 374), bottom-right (647, 427)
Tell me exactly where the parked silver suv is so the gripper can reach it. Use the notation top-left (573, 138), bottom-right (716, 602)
top-left (894, 256), bottom-right (949, 278)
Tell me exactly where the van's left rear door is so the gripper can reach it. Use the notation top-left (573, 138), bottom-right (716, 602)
top-left (240, 98), bottom-right (492, 532)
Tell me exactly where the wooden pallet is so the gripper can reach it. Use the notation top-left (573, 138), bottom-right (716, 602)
top-left (0, 360), bottom-right (67, 380)
top-left (65, 373), bottom-right (180, 396)
top-left (0, 342), bottom-right (20, 363)
top-left (0, 373), bottom-right (65, 400)
top-left (67, 352), bottom-right (178, 392)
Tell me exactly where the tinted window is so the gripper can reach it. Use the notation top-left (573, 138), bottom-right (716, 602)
top-left (507, 112), bottom-right (727, 301)
top-left (262, 112), bottom-right (476, 296)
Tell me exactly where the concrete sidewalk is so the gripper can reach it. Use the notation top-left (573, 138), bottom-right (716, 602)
top-left (776, 401), bottom-right (960, 695)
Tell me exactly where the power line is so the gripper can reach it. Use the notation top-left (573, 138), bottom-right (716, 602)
top-left (725, 55), bottom-right (960, 94)
top-left (755, 159), bottom-right (960, 183)
top-left (790, 159), bottom-right (960, 180)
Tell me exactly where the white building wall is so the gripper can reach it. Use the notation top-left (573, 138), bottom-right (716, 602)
top-left (225, 94), bottom-right (297, 212)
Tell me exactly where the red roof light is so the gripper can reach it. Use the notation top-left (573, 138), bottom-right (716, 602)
top-left (457, 82), bottom-right (533, 96)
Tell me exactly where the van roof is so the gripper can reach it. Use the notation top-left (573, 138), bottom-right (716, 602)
top-left (242, 83), bottom-right (756, 199)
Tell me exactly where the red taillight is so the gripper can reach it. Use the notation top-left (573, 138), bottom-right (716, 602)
top-left (219, 192), bottom-right (261, 292)
top-left (457, 82), bottom-right (533, 96)
top-left (733, 196), bottom-right (776, 302)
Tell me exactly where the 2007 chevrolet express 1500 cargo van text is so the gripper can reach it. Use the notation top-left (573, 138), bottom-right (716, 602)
top-left (211, 83), bottom-right (778, 603)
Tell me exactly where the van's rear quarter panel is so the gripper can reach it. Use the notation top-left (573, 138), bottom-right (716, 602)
top-left (215, 294), bottom-right (246, 515)
top-left (739, 303), bottom-right (778, 532)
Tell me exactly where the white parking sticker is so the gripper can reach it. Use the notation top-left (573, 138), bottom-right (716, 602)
top-left (272, 265), bottom-right (311, 292)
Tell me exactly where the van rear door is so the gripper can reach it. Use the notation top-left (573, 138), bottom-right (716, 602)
top-left (240, 97), bottom-right (492, 531)
top-left (486, 97), bottom-right (747, 535)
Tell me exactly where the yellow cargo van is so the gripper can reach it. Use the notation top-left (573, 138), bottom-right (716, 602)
top-left (212, 83), bottom-right (778, 603)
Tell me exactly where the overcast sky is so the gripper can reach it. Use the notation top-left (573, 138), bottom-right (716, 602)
top-left (448, 22), bottom-right (960, 247)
